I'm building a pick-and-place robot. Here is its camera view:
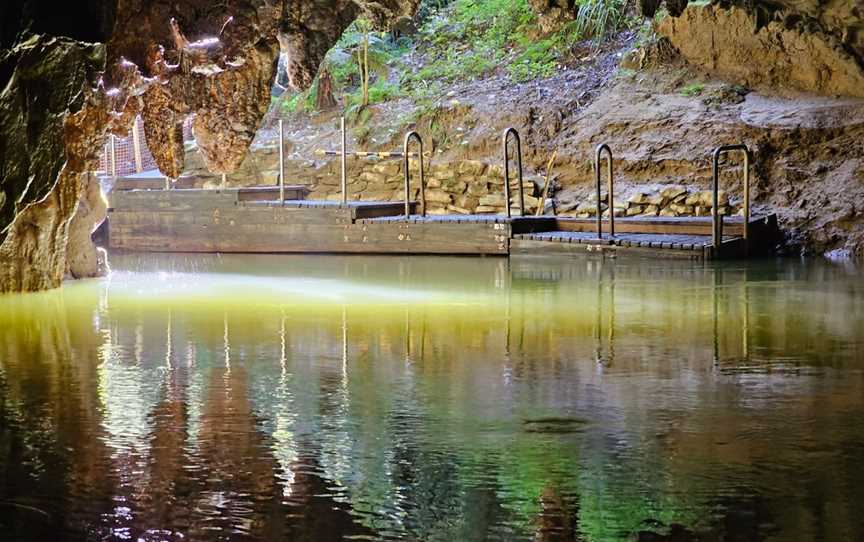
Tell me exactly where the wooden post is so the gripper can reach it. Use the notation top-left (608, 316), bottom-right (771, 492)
top-left (132, 117), bottom-right (143, 173)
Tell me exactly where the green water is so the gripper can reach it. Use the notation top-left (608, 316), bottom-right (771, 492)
top-left (1, 254), bottom-right (863, 541)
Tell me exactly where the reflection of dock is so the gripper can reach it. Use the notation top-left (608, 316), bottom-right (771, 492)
top-left (107, 187), bottom-right (778, 259)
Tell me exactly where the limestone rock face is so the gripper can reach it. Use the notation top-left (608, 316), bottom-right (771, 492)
top-left (0, 34), bottom-right (126, 292)
top-left (658, 4), bottom-right (864, 98)
top-left (66, 174), bottom-right (109, 279)
top-left (0, 0), bottom-right (418, 293)
top-left (279, 0), bottom-right (420, 90)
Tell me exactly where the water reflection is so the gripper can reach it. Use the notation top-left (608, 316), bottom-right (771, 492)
top-left (1, 254), bottom-right (863, 541)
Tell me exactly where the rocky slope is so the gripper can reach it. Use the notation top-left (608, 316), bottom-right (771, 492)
top-left (0, 0), bottom-right (418, 293)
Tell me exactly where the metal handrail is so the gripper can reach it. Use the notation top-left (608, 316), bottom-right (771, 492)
top-left (502, 127), bottom-right (525, 218)
top-left (595, 144), bottom-right (614, 238)
top-left (403, 131), bottom-right (426, 217)
top-left (341, 117), bottom-right (348, 204)
top-left (278, 119), bottom-right (285, 203)
top-left (711, 144), bottom-right (751, 250)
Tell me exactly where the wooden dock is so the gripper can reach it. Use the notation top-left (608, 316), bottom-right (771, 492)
top-left (106, 187), bottom-right (779, 260)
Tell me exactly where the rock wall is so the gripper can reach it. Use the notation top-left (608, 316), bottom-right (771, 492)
top-left (183, 143), bottom-right (545, 215)
top-left (658, 4), bottom-right (864, 98)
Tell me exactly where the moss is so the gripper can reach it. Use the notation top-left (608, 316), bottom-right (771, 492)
top-left (680, 82), bottom-right (705, 97)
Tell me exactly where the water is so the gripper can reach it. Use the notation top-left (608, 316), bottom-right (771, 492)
top-left (1, 254), bottom-right (863, 541)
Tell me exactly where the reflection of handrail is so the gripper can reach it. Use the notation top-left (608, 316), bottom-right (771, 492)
top-left (502, 128), bottom-right (525, 218)
top-left (712, 144), bottom-right (751, 251)
top-left (595, 144), bottom-right (614, 239)
top-left (403, 131), bottom-right (426, 217)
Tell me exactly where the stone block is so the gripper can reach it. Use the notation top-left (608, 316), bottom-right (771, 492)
top-left (425, 189), bottom-right (453, 204)
top-left (441, 179), bottom-right (468, 194)
top-left (359, 171), bottom-right (388, 184)
top-left (458, 160), bottom-right (487, 176)
top-left (359, 190), bottom-right (394, 201)
top-left (660, 186), bottom-right (687, 200)
top-left (373, 163), bottom-right (401, 176)
top-left (576, 202), bottom-right (607, 216)
top-left (479, 194), bottom-right (506, 207)
top-left (628, 192), bottom-right (650, 204)
top-left (467, 181), bottom-right (489, 196)
top-left (670, 203), bottom-right (694, 215)
top-left (647, 194), bottom-right (667, 206)
top-left (447, 204), bottom-right (472, 215)
top-left (697, 190), bottom-right (728, 207)
top-left (456, 195), bottom-right (479, 210)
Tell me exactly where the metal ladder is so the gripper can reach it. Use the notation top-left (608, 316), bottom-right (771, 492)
top-left (502, 128), bottom-right (525, 218)
top-left (712, 144), bottom-right (751, 254)
top-left (595, 143), bottom-right (614, 239)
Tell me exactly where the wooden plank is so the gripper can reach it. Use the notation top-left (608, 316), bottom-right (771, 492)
top-left (110, 189), bottom-right (237, 211)
top-left (353, 202), bottom-right (415, 219)
top-left (554, 216), bottom-right (752, 236)
top-left (354, 222), bottom-right (508, 254)
top-left (237, 186), bottom-right (309, 202)
top-left (108, 208), bottom-right (508, 255)
top-left (510, 239), bottom-right (705, 260)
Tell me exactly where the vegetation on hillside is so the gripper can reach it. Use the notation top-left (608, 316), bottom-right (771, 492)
top-left (274, 0), bottom-right (634, 121)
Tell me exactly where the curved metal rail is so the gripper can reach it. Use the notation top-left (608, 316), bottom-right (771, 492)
top-left (502, 128), bottom-right (525, 218)
top-left (595, 144), bottom-right (614, 238)
top-left (403, 131), bottom-right (426, 217)
top-left (712, 144), bottom-right (751, 251)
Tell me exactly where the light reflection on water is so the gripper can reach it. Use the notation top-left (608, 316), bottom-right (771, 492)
top-left (1, 254), bottom-right (863, 541)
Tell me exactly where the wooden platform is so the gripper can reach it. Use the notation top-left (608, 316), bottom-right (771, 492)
top-left (512, 231), bottom-right (743, 260)
top-left (106, 188), bottom-right (779, 259)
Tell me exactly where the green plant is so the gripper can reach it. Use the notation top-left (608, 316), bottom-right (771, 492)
top-left (570, 0), bottom-right (628, 43)
top-left (508, 37), bottom-right (558, 81)
top-left (680, 82), bottom-right (705, 97)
